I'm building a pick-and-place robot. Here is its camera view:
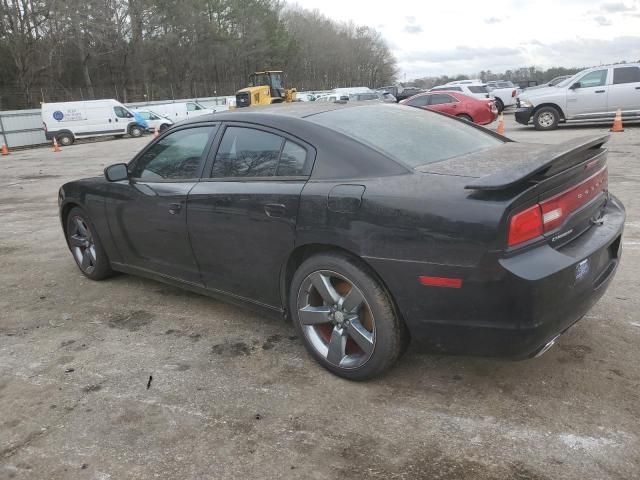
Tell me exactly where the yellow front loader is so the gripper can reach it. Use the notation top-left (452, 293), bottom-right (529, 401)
top-left (235, 71), bottom-right (296, 108)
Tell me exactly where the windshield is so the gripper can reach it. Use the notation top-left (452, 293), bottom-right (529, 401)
top-left (309, 104), bottom-right (502, 168)
top-left (557, 72), bottom-right (582, 88)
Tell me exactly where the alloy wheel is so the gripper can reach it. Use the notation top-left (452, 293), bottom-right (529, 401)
top-left (69, 216), bottom-right (96, 274)
top-left (297, 270), bottom-right (375, 369)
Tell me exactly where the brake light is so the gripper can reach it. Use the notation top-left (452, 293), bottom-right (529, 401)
top-left (508, 166), bottom-right (608, 247)
top-left (511, 89), bottom-right (517, 97)
top-left (508, 204), bottom-right (543, 246)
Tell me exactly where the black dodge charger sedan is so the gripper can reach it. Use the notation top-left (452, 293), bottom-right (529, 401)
top-left (58, 103), bottom-right (625, 380)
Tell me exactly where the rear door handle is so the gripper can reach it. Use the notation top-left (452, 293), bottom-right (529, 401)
top-left (595, 90), bottom-right (605, 93)
top-left (168, 203), bottom-right (182, 215)
top-left (636, 86), bottom-right (640, 90)
top-left (264, 203), bottom-right (286, 217)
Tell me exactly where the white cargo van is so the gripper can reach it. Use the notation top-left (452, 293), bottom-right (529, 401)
top-left (42, 99), bottom-right (145, 146)
top-left (139, 101), bottom-right (215, 121)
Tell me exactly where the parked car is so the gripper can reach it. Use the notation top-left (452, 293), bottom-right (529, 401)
top-left (42, 99), bottom-right (147, 146)
top-left (143, 101), bottom-right (215, 122)
top-left (134, 109), bottom-right (173, 132)
top-left (485, 80), bottom-right (519, 112)
top-left (516, 63), bottom-right (640, 130)
top-left (526, 75), bottom-right (572, 91)
top-left (429, 82), bottom-right (492, 101)
top-left (58, 103), bottom-right (624, 380)
top-left (379, 86), bottom-right (426, 102)
top-left (349, 91), bottom-right (397, 103)
top-left (401, 91), bottom-right (498, 125)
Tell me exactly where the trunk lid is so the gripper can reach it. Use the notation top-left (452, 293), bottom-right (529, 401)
top-left (418, 135), bottom-right (610, 250)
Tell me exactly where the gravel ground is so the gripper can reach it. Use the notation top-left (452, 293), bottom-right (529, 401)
top-left (1, 115), bottom-right (639, 480)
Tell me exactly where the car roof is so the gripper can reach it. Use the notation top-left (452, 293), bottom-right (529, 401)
top-left (177, 102), bottom-right (356, 125)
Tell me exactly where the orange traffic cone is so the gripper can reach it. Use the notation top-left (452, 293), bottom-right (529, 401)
top-left (52, 137), bottom-right (61, 153)
top-left (496, 112), bottom-right (505, 135)
top-left (610, 109), bottom-right (624, 132)
top-left (154, 127), bottom-right (159, 138)
top-left (1, 143), bottom-right (8, 156)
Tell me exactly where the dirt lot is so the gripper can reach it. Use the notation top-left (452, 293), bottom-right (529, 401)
top-left (1, 115), bottom-right (639, 480)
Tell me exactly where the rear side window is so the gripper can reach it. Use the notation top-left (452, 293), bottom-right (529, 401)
top-left (311, 104), bottom-right (502, 168)
top-left (211, 127), bottom-right (282, 178)
top-left (429, 94), bottom-right (456, 105)
top-left (277, 141), bottom-right (308, 176)
top-left (613, 66), bottom-right (640, 84)
top-left (467, 86), bottom-right (488, 93)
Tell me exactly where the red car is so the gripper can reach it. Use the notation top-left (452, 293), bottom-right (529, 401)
top-left (400, 91), bottom-right (498, 125)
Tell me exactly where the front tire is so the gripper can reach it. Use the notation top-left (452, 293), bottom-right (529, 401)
top-left (66, 207), bottom-right (113, 280)
top-left (58, 133), bottom-right (74, 146)
top-left (129, 125), bottom-right (143, 138)
top-left (289, 253), bottom-right (407, 380)
top-left (533, 106), bottom-right (559, 130)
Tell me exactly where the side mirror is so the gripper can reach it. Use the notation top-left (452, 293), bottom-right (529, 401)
top-left (569, 82), bottom-right (580, 90)
top-left (104, 163), bottom-right (129, 182)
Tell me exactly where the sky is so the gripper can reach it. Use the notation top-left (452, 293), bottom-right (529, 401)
top-left (290, 0), bottom-right (640, 80)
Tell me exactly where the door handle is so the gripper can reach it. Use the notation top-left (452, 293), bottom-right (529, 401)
top-left (108, 119), bottom-right (112, 123)
top-left (595, 90), bottom-right (605, 93)
top-left (168, 203), bottom-right (182, 215)
top-left (635, 86), bottom-right (640, 90)
top-left (264, 203), bottom-right (286, 217)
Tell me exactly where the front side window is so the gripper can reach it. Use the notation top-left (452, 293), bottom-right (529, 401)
top-left (130, 126), bottom-right (215, 180)
top-left (577, 70), bottom-right (607, 88)
top-left (114, 106), bottom-right (132, 118)
top-left (613, 66), bottom-right (640, 85)
top-left (211, 127), bottom-right (283, 178)
top-left (406, 95), bottom-right (430, 107)
top-left (138, 112), bottom-right (150, 120)
top-left (187, 103), bottom-right (202, 111)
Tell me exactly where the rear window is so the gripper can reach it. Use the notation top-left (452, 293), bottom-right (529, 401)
top-left (309, 104), bottom-right (502, 167)
top-left (467, 86), bottom-right (489, 93)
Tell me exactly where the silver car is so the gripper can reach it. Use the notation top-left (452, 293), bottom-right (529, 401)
top-left (515, 63), bottom-right (640, 130)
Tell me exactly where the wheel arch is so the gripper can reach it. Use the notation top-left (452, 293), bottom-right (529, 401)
top-left (532, 102), bottom-right (566, 120)
top-left (60, 201), bottom-right (82, 237)
top-left (279, 243), bottom-right (407, 336)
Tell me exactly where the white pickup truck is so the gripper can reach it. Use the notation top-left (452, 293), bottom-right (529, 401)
top-left (486, 81), bottom-right (520, 112)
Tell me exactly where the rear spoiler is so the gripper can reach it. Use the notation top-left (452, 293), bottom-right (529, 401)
top-left (465, 135), bottom-right (609, 191)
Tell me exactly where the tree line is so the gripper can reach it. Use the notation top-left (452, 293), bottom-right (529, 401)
top-left (0, 0), bottom-right (397, 110)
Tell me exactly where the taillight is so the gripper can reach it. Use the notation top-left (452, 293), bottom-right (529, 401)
top-left (508, 166), bottom-right (608, 247)
top-left (511, 89), bottom-right (517, 97)
top-left (540, 166), bottom-right (608, 231)
top-left (508, 204), bottom-right (543, 246)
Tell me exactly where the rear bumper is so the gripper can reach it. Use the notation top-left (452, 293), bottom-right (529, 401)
top-left (515, 107), bottom-right (534, 125)
top-left (366, 194), bottom-right (625, 358)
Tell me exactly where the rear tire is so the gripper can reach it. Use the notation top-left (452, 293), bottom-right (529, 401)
top-left (533, 106), bottom-right (559, 131)
top-left (129, 125), bottom-right (143, 138)
top-left (456, 114), bottom-right (473, 122)
top-left (159, 123), bottom-right (169, 132)
top-left (289, 252), bottom-right (407, 380)
top-left (494, 98), bottom-right (504, 113)
top-left (65, 207), bottom-right (113, 281)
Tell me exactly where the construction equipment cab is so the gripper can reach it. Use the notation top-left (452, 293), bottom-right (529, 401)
top-left (235, 71), bottom-right (296, 107)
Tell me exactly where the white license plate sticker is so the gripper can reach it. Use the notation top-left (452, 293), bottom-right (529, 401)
top-left (575, 259), bottom-right (590, 281)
